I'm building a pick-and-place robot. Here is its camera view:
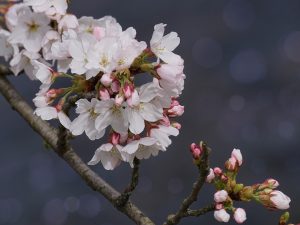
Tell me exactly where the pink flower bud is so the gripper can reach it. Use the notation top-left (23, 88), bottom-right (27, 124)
top-left (99, 88), bottom-right (110, 101)
top-left (100, 73), bottom-right (113, 87)
top-left (46, 89), bottom-right (63, 98)
top-left (215, 203), bottom-right (223, 210)
top-left (214, 190), bottom-right (228, 203)
top-left (93, 26), bottom-right (106, 41)
top-left (213, 167), bottom-right (223, 176)
top-left (214, 209), bottom-right (230, 222)
top-left (172, 122), bottom-right (182, 130)
top-left (221, 174), bottom-right (228, 182)
top-left (111, 132), bottom-right (120, 145)
top-left (270, 191), bottom-right (291, 210)
top-left (167, 104), bottom-right (184, 117)
top-left (190, 143), bottom-right (202, 160)
top-left (206, 168), bottom-right (215, 183)
top-left (115, 94), bottom-right (124, 106)
top-left (231, 149), bottom-right (243, 166)
top-left (225, 157), bottom-right (238, 171)
top-left (263, 179), bottom-right (279, 189)
top-left (111, 80), bottom-right (120, 93)
top-left (123, 83), bottom-right (133, 98)
top-left (160, 115), bottom-right (171, 126)
top-left (234, 208), bottom-right (247, 224)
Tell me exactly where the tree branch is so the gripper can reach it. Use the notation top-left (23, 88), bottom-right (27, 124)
top-left (0, 75), bottom-right (155, 225)
top-left (163, 143), bottom-right (211, 225)
top-left (116, 158), bottom-right (140, 207)
top-left (182, 204), bottom-right (215, 217)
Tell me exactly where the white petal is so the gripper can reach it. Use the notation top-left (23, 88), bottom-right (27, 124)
top-left (140, 103), bottom-right (163, 122)
top-left (126, 108), bottom-right (145, 134)
top-left (34, 107), bottom-right (57, 120)
top-left (58, 111), bottom-right (71, 129)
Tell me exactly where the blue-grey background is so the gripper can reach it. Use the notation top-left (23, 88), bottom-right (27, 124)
top-left (1, 0), bottom-right (300, 224)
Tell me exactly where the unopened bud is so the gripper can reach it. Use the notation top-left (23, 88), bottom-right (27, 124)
top-left (214, 190), bottom-right (228, 203)
top-left (234, 208), bottom-right (247, 224)
top-left (190, 143), bottom-right (202, 160)
top-left (225, 157), bottom-right (238, 171)
top-left (279, 212), bottom-right (290, 225)
top-left (100, 73), bottom-right (113, 87)
top-left (206, 168), bottom-right (215, 183)
top-left (115, 94), bottom-right (124, 106)
top-left (221, 174), bottom-right (228, 182)
top-left (172, 122), bottom-right (182, 130)
top-left (111, 80), bottom-right (120, 93)
top-left (262, 178), bottom-right (280, 189)
top-left (123, 83), bottom-right (133, 98)
top-left (99, 88), bottom-right (110, 101)
top-left (231, 149), bottom-right (243, 166)
top-left (213, 167), bottom-right (223, 176)
top-left (110, 132), bottom-right (120, 145)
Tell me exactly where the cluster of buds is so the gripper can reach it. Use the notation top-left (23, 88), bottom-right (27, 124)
top-left (192, 147), bottom-right (292, 223)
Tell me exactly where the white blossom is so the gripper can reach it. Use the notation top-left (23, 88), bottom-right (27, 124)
top-left (150, 23), bottom-right (183, 65)
top-left (8, 9), bottom-right (51, 52)
top-left (70, 98), bottom-right (105, 140)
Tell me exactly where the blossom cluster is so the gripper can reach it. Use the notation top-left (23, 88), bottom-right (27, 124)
top-left (0, 0), bottom-right (185, 170)
top-left (190, 144), bottom-right (291, 223)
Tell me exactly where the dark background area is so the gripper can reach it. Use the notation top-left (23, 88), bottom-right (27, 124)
top-left (1, 0), bottom-right (300, 224)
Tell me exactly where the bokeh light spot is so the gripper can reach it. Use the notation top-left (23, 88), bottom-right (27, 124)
top-left (192, 38), bottom-right (223, 68)
top-left (230, 49), bottom-right (266, 83)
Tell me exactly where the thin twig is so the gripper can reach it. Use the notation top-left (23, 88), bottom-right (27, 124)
top-left (163, 143), bottom-right (210, 225)
top-left (182, 204), bottom-right (215, 217)
top-left (116, 158), bottom-right (140, 207)
top-left (0, 75), bottom-right (155, 225)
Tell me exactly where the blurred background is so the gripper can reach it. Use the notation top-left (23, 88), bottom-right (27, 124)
top-left (1, 0), bottom-right (300, 224)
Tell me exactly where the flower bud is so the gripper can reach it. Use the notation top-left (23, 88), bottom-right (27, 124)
top-left (123, 83), bottom-right (133, 98)
top-left (190, 143), bottom-right (202, 160)
top-left (110, 132), bottom-right (120, 145)
top-left (225, 157), bottom-right (238, 171)
top-left (213, 167), bottom-right (223, 176)
top-left (234, 208), bottom-right (247, 224)
top-left (270, 191), bottom-right (291, 210)
top-left (215, 203), bottom-right (223, 210)
top-left (231, 149), bottom-right (243, 166)
top-left (160, 115), bottom-right (171, 126)
top-left (214, 209), bottom-right (230, 222)
top-left (214, 190), bottom-right (228, 203)
top-left (221, 174), bottom-right (228, 182)
top-left (99, 88), bottom-right (110, 101)
top-left (206, 168), bottom-right (215, 183)
top-left (171, 122), bottom-right (181, 130)
top-left (100, 73), bottom-right (113, 87)
top-left (111, 80), bottom-right (120, 93)
top-left (115, 94), bottom-right (124, 106)
top-left (46, 88), bottom-right (63, 99)
top-left (93, 26), bottom-right (106, 41)
top-left (263, 178), bottom-right (280, 189)
top-left (168, 104), bottom-right (184, 117)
